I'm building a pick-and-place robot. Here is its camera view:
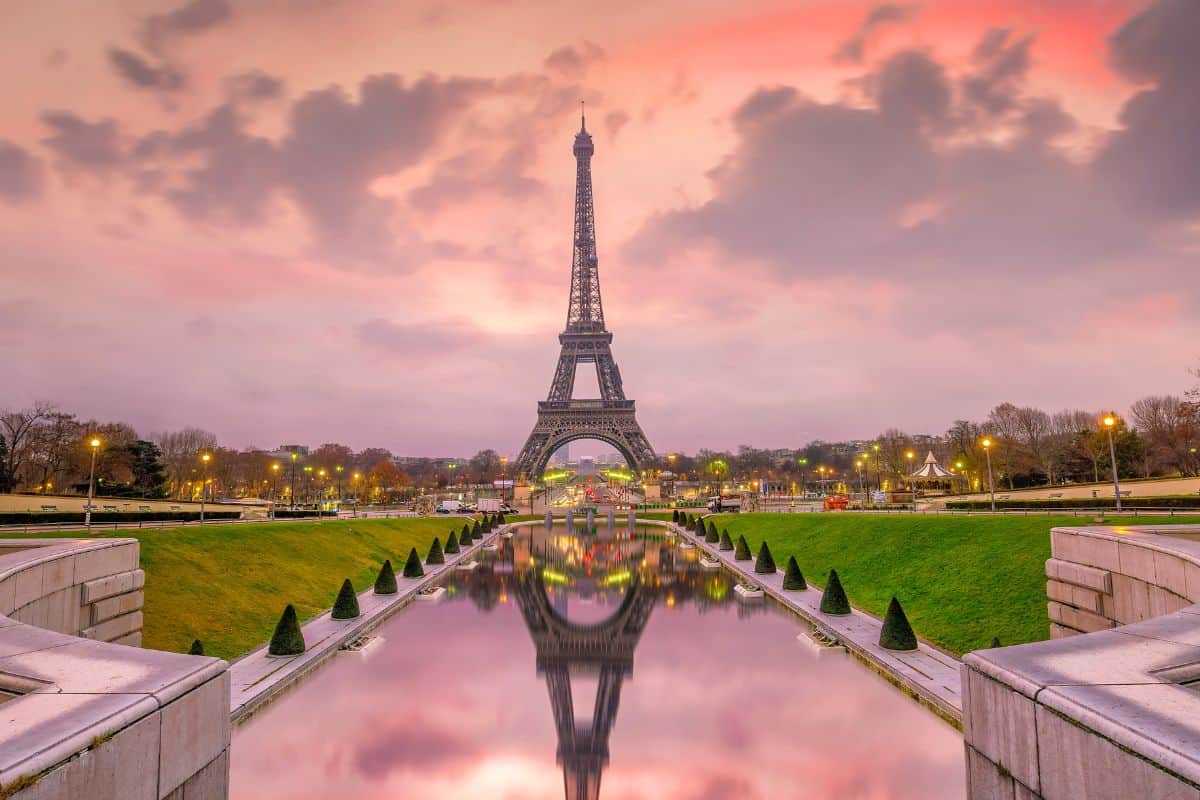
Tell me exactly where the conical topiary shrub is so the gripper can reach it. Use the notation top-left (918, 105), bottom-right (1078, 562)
top-left (268, 604), bottom-right (305, 656)
top-left (472, 520), bottom-right (481, 537)
top-left (497, 512), bottom-right (506, 525)
top-left (754, 541), bottom-right (776, 574)
top-left (403, 547), bottom-right (425, 578)
top-left (819, 569), bottom-right (851, 615)
top-left (444, 530), bottom-right (460, 554)
top-left (706, 521), bottom-right (719, 543)
top-left (188, 639), bottom-right (204, 656)
top-left (672, 509), bottom-right (680, 523)
top-left (989, 636), bottom-right (1002, 649)
top-left (481, 514), bottom-right (492, 532)
top-left (332, 578), bottom-right (360, 620)
top-left (734, 535), bottom-right (752, 561)
top-left (782, 556), bottom-right (807, 590)
top-left (879, 596), bottom-right (918, 651)
top-left (719, 529), bottom-right (734, 551)
top-left (374, 559), bottom-right (397, 594)
top-left (460, 523), bottom-right (473, 545)
top-left (426, 536), bottom-right (445, 565)
top-left (682, 513), bottom-right (691, 527)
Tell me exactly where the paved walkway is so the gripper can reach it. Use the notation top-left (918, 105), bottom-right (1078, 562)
top-left (228, 527), bottom-right (502, 724)
top-left (670, 520), bottom-right (964, 724)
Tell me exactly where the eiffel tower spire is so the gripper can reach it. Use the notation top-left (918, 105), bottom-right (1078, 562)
top-left (513, 118), bottom-right (656, 480)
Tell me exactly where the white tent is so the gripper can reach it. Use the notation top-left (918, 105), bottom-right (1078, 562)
top-left (910, 451), bottom-right (956, 480)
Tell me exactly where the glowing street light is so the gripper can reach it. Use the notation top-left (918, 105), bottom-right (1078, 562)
top-left (270, 463), bottom-right (280, 519)
top-left (199, 452), bottom-right (211, 522)
top-left (1103, 414), bottom-right (1123, 512)
top-left (905, 451), bottom-right (916, 513)
top-left (85, 437), bottom-right (101, 533)
top-left (289, 452), bottom-right (299, 511)
top-left (981, 438), bottom-right (996, 513)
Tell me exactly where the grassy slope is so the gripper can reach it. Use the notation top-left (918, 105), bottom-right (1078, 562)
top-left (45, 517), bottom-right (464, 659)
top-left (714, 513), bottom-right (1200, 655)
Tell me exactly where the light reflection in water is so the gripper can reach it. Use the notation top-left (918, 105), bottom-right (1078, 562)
top-left (230, 524), bottom-right (965, 799)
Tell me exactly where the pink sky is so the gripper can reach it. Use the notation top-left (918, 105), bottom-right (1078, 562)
top-left (1, 0), bottom-right (1197, 456)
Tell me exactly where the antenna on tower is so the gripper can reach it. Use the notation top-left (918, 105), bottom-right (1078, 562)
top-left (580, 99), bottom-right (586, 131)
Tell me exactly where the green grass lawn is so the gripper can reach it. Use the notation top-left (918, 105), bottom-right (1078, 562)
top-left (26, 517), bottom-right (465, 660)
top-left (711, 513), bottom-right (1200, 656)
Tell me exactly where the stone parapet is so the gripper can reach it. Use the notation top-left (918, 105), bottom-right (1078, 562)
top-left (0, 538), bottom-right (229, 799)
top-left (964, 524), bottom-right (1200, 799)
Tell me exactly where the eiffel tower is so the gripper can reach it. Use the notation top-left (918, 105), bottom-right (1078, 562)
top-left (514, 108), bottom-right (655, 479)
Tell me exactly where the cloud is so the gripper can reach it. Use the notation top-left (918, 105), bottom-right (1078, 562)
top-left (39, 112), bottom-right (124, 173)
top-left (0, 141), bottom-right (44, 203)
top-left (960, 28), bottom-right (1036, 118)
top-left (224, 70), bottom-right (286, 102)
top-left (834, 3), bottom-right (919, 65)
top-left (1096, 0), bottom-right (1200, 220)
top-left (107, 47), bottom-right (187, 92)
top-left (141, 0), bottom-right (233, 54)
top-left (605, 110), bottom-right (630, 140)
top-left (355, 319), bottom-right (480, 357)
top-left (543, 41), bottom-right (605, 78)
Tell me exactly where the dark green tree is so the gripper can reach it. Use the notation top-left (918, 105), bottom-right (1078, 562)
top-left (426, 536), bottom-right (445, 565)
top-left (460, 523), bottom-right (473, 545)
top-left (188, 639), bottom-right (204, 656)
top-left (268, 604), bottom-right (305, 656)
top-left (332, 578), bottom-right (360, 619)
top-left (705, 521), bottom-right (719, 543)
top-left (497, 512), bottom-right (506, 525)
top-left (403, 547), bottom-right (425, 578)
top-left (374, 560), bottom-right (397, 594)
top-left (444, 530), bottom-right (460, 554)
top-left (819, 569), bottom-right (851, 615)
top-left (127, 440), bottom-right (169, 498)
top-left (672, 509), bottom-right (680, 523)
top-left (782, 556), bottom-right (807, 590)
top-left (472, 520), bottom-right (481, 537)
top-left (734, 535), bottom-right (752, 560)
top-left (989, 636), bottom-right (1002, 649)
top-left (879, 597), bottom-right (918, 650)
top-left (754, 541), bottom-right (776, 574)
top-left (719, 529), bottom-right (734, 551)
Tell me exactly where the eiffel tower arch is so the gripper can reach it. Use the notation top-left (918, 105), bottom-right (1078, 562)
top-left (515, 108), bottom-right (655, 480)
top-left (515, 567), bottom-right (655, 800)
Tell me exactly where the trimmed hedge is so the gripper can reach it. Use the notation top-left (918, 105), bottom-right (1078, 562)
top-left (719, 529), bottom-right (734, 551)
top-left (672, 509), bottom-right (680, 523)
top-left (426, 536), bottom-right (445, 565)
top-left (989, 636), bottom-right (1002, 649)
top-left (754, 541), bottom-right (776, 574)
top-left (782, 556), bottom-right (806, 590)
top-left (820, 569), bottom-right (851, 615)
top-left (188, 639), bottom-right (204, 656)
top-left (879, 597), bottom-right (918, 650)
top-left (705, 521), bottom-right (719, 543)
top-left (946, 496), bottom-right (1200, 511)
top-left (472, 520), bottom-right (481, 536)
top-left (0, 510), bottom-right (241, 525)
top-left (403, 547), bottom-right (425, 578)
top-left (268, 604), bottom-right (305, 656)
top-left (374, 560), bottom-right (398, 595)
top-left (444, 530), bottom-right (460, 554)
top-left (460, 523), bottom-right (473, 545)
top-left (332, 578), bottom-right (361, 620)
top-left (734, 535), bottom-right (752, 561)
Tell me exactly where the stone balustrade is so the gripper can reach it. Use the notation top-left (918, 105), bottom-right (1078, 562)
top-left (0, 538), bottom-right (229, 799)
top-left (963, 524), bottom-right (1200, 799)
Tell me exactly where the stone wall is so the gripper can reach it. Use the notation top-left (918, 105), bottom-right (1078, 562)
top-left (963, 524), bottom-right (1200, 799)
top-left (0, 538), bottom-right (230, 800)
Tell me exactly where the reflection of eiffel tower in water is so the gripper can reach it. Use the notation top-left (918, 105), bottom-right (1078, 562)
top-left (515, 569), bottom-right (655, 800)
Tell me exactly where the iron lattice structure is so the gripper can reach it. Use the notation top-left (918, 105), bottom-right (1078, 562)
top-left (514, 112), bottom-right (656, 479)
top-left (515, 570), bottom-right (655, 800)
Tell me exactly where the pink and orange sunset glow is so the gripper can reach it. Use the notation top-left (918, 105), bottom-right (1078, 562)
top-left (2, 0), bottom-right (1197, 454)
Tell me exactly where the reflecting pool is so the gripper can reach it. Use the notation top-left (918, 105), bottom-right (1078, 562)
top-left (230, 523), bottom-right (965, 799)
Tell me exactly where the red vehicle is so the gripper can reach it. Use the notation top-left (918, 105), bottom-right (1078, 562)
top-left (823, 494), bottom-right (849, 511)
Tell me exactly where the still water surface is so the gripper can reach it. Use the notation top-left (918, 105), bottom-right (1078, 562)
top-left (231, 523), bottom-right (965, 799)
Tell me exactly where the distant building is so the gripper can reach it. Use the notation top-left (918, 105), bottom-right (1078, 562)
top-left (270, 444), bottom-right (309, 459)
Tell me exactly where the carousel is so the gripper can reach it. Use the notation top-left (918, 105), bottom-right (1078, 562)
top-left (909, 451), bottom-right (966, 497)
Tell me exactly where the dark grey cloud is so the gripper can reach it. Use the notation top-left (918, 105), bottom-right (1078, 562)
top-left (107, 48), bottom-right (186, 92)
top-left (834, 3), bottom-right (919, 65)
top-left (409, 143), bottom-right (544, 213)
top-left (1096, 0), bottom-right (1200, 219)
top-left (960, 28), bottom-right (1035, 117)
top-left (141, 0), bottom-right (232, 54)
top-left (543, 41), bottom-right (604, 78)
top-left (224, 70), bottom-right (286, 102)
top-left (872, 49), bottom-right (952, 131)
top-left (39, 112), bottom-right (124, 172)
top-left (0, 141), bottom-right (44, 203)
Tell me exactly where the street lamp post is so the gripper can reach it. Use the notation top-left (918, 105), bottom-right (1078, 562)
top-left (982, 438), bottom-right (996, 513)
top-left (1103, 414), bottom-right (1123, 512)
top-left (317, 468), bottom-right (327, 518)
top-left (85, 438), bottom-right (101, 533)
top-left (335, 465), bottom-right (344, 506)
top-left (906, 451), bottom-right (916, 513)
top-left (270, 463), bottom-right (280, 519)
top-left (352, 472), bottom-right (361, 517)
top-left (855, 459), bottom-right (864, 507)
top-left (199, 453), bottom-right (211, 522)
top-left (303, 466), bottom-right (314, 511)
top-left (289, 453), bottom-right (298, 510)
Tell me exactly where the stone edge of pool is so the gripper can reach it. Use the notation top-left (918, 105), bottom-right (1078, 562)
top-left (666, 519), bottom-right (966, 726)
top-left (963, 523), bottom-right (1200, 800)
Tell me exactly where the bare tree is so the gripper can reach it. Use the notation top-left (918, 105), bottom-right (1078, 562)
top-left (0, 401), bottom-right (56, 491)
top-left (1130, 395), bottom-right (1198, 476)
top-left (154, 428), bottom-right (219, 499)
top-left (1012, 406), bottom-right (1053, 484)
